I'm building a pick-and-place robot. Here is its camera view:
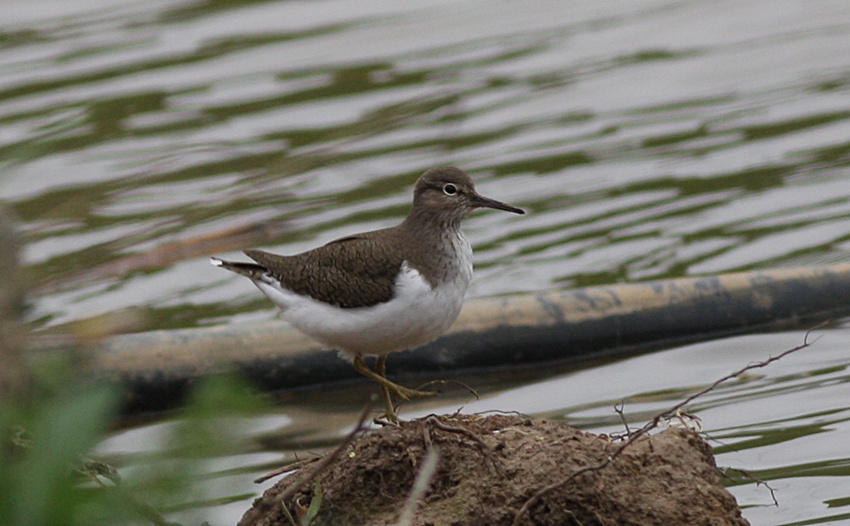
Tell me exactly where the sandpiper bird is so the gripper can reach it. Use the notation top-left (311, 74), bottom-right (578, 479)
top-left (211, 167), bottom-right (524, 422)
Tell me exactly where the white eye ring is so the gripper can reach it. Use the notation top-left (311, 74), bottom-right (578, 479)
top-left (443, 183), bottom-right (458, 196)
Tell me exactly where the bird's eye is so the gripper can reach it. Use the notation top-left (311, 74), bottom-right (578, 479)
top-left (443, 183), bottom-right (458, 196)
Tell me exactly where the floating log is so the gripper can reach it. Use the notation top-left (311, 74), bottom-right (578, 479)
top-left (28, 265), bottom-right (850, 414)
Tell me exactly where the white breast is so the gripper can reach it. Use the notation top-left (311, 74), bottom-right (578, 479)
top-left (253, 234), bottom-right (473, 357)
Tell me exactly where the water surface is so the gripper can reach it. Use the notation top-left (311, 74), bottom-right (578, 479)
top-left (3, 1), bottom-right (850, 524)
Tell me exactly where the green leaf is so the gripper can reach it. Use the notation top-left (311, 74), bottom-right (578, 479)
top-left (303, 480), bottom-right (323, 526)
top-left (8, 383), bottom-right (119, 526)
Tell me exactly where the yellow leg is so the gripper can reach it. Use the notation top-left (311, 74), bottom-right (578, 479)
top-left (352, 354), bottom-right (437, 422)
top-left (375, 355), bottom-right (395, 420)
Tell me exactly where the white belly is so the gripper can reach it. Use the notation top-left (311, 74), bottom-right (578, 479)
top-left (254, 257), bottom-right (472, 357)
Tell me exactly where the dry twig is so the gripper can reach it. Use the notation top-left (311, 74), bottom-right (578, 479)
top-left (240, 398), bottom-right (374, 526)
top-left (425, 415), bottom-right (501, 474)
top-left (255, 456), bottom-right (320, 484)
top-left (721, 467), bottom-right (779, 507)
top-left (512, 327), bottom-right (822, 525)
top-left (395, 447), bottom-right (441, 526)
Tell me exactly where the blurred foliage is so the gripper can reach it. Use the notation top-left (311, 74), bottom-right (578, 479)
top-left (1, 359), bottom-right (268, 526)
top-left (0, 382), bottom-right (117, 526)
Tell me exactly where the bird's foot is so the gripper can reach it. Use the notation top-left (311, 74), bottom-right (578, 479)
top-left (353, 354), bottom-right (439, 423)
top-left (387, 383), bottom-right (438, 401)
top-left (376, 378), bottom-right (437, 424)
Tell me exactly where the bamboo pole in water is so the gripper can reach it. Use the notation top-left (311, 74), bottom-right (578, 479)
top-left (29, 264), bottom-right (850, 413)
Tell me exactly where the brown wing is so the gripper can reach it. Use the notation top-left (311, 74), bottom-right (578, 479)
top-left (244, 233), bottom-right (404, 309)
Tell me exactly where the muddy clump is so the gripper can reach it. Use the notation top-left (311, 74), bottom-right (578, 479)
top-left (240, 414), bottom-right (748, 526)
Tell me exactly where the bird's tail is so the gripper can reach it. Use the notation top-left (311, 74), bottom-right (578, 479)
top-left (210, 257), bottom-right (269, 279)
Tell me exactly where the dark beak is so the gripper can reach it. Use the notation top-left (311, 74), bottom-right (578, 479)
top-left (470, 193), bottom-right (525, 215)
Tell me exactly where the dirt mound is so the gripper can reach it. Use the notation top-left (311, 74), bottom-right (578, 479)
top-left (240, 414), bottom-right (748, 526)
